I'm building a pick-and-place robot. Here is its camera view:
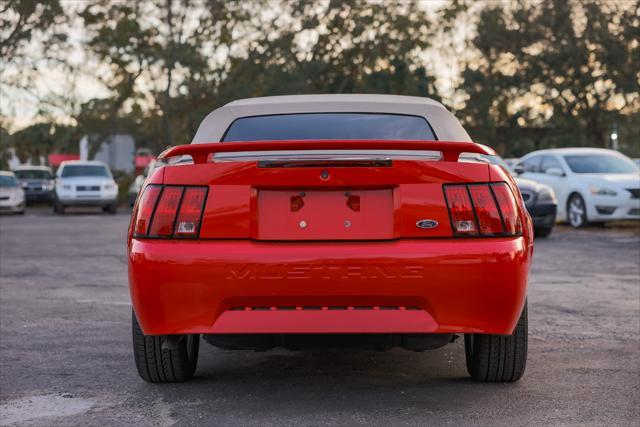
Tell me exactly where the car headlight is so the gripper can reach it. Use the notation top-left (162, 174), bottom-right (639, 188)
top-left (62, 184), bottom-right (72, 191)
top-left (104, 183), bottom-right (117, 191)
top-left (590, 186), bottom-right (617, 196)
top-left (44, 182), bottom-right (55, 191)
top-left (537, 186), bottom-right (556, 202)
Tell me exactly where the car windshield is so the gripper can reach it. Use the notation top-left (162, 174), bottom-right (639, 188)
top-left (61, 165), bottom-right (110, 178)
top-left (222, 113), bottom-right (436, 141)
top-left (0, 175), bottom-right (18, 187)
top-left (564, 154), bottom-right (638, 174)
top-left (14, 169), bottom-right (52, 180)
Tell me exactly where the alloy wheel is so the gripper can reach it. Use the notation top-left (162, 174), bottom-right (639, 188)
top-left (568, 195), bottom-right (586, 228)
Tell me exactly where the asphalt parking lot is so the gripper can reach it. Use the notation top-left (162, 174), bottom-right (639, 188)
top-left (0, 208), bottom-right (639, 426)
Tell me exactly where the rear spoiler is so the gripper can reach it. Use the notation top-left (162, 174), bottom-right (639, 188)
top-left (158, 140), bottom-right (494, 164)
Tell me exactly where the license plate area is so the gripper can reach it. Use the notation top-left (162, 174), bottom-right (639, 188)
top-left (257, 189), bottom-right (394, 240)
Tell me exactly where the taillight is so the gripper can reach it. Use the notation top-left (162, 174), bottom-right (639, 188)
top-left (174, 187), bottom-right (207, 237)
top-left (468, 185), bottom-right (503, 236)
top-left (444, 182), bottom-right (521, 237)
top-left (133, 185), bottom-right (208, 239)
top-left (491, 182), bottom-right (523, 235)
top-left (443, 186), bottom-right (478, 236)
top-left (148, 187), bottom-right (184, 237)
top-left (134, 185), bottom-right (162, 237)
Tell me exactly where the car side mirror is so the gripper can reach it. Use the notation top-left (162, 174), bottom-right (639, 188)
top-left (546, 167), bottom-right (565, 177)
top-left (513, 165), bottom-right (525, 175)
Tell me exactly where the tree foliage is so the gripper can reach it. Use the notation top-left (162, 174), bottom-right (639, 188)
top-left (0, 0), bottom-right (64, 62)
top-left (457, 0), bottom-right (639, 156)
top-left (1, 0), bottom-right (639, 163)
top-left (65, 0), bottom-right (442, 153)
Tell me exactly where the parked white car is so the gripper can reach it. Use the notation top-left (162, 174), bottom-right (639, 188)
top-left (54, 161), bottom-right (118, 214)
top-left (503, 158), bottom-right (520, 170)
top-left (516, 148), bottom-right (640, 227)
top-left (0, 171), bottom-right (26, 214)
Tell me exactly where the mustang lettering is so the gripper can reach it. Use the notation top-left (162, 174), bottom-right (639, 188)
top-left (224, 264), bottom-right (425, 280)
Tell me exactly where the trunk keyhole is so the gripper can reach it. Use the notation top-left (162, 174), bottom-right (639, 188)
top-left (290, 195), bottom-right (305, 212)
top-left (347, 195), bottom-right (360, 212)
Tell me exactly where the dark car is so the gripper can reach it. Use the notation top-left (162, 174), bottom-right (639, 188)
top-left (461, 151), bottom-right (557, 238)
top-left (514, 176), bottom-right (557, 237)
top-left (13, 166), bottom-right (55, 204)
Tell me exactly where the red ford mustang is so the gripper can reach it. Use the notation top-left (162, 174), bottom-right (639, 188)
top-left (128, 95), bottom-right (533, 383)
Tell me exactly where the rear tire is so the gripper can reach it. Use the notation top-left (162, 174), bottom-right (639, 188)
top-left (534, 226), bottom-right (553, 238)
top-left (132, 311), bottom-right (199, 383)
top-left (567, 194), bottom-right (587, 228)
top-left (53, 200), bottom-right (65, 214)
top-left (464, 301), bottom-right (527, 382)
top-left (103, 203), bottom-right (117, 214)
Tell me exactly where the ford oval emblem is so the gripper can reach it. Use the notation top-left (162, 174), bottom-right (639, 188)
top-left (416, 219), bottom-right (439, 229)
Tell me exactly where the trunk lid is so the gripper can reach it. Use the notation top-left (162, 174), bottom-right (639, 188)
top-left (157, 141), bottom-right (493, 240)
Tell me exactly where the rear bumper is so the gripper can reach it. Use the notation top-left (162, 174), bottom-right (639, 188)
top-left (527, 203), bottom-right (557, 228)
top-left (58, 197), bottom-right (117, 207)
top-left (25, 190), bottom-right (54, 202)
top-left (0, 202), bottom-right (25, 213)
top-left (129, 238), bottom-right (531, 336)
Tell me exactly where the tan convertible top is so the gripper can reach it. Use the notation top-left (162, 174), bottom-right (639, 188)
top-left (191, 94), bottom-right (472, 144)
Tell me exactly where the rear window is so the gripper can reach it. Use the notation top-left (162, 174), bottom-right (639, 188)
top-left (61, 165), bottom-right (110, 178)
top-left (222, 113), bottom-right (436, 142)
top-left (14, 170), bottom-right (52, 180)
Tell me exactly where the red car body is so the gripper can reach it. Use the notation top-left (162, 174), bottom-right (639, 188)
top-left (128, 96), bottom-right (533, 383)
top-left (129, 140), bottom-right (532, 335)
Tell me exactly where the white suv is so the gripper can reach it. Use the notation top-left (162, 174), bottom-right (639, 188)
top-left (54, 161), bottom-right (119, 214)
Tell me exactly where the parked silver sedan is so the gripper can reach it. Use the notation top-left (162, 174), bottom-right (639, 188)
top-left (0, 171), bottom-right (26, 214)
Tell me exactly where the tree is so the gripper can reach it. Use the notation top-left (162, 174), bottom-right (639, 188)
top-left (455, 0), bottom-right (639, 156)
top-left (2, 122), bottom-right (80, 165)
top-left (0, 0), bottom-right (64, 62)
top-left (219, 0), bottom-right (440, 100)
top-left (74, 0), bottom-right (441, 154)
top-left (1, 0), bottom-right (68, 133)
top-left (1, 0), bottom-right (77, 163)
